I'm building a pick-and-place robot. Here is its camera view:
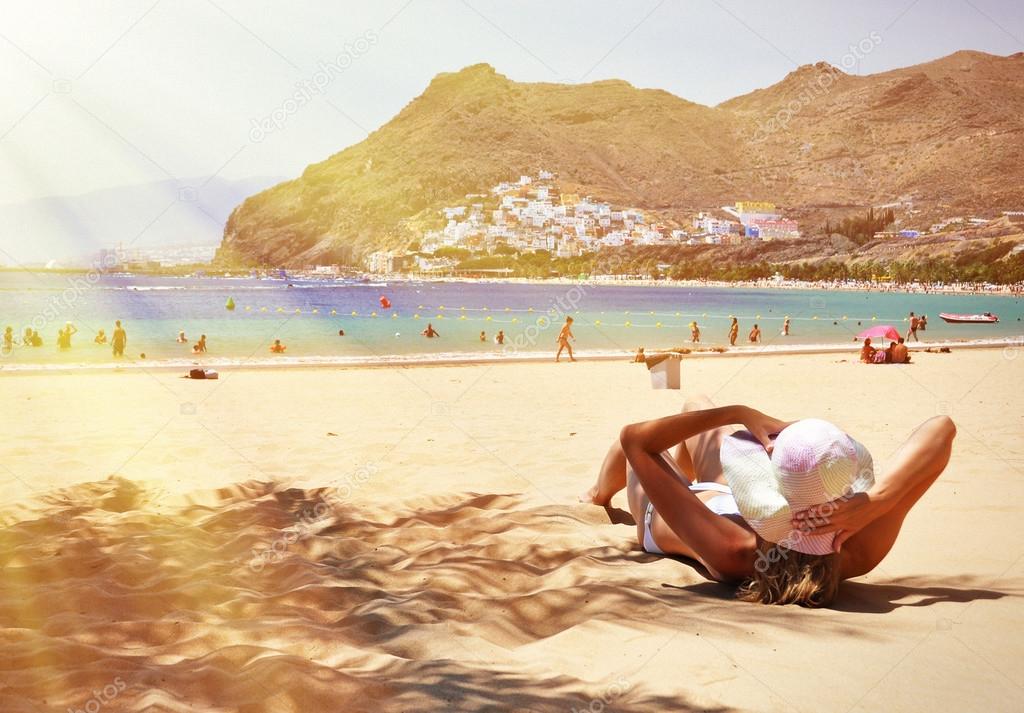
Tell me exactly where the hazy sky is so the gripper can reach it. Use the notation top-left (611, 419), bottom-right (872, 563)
top-left (2, 0), bottom-right (1022, 205)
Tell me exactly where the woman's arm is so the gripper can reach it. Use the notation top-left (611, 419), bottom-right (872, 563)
top-left (619, 406), bottom-right (789, 579)
top-left (793, 416), bottom-right (956, 565)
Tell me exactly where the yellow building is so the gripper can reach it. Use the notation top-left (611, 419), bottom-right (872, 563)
top-left (560, 193), bottom-right (580, 207)
top-left (736, 201), bottom-right (776, 213)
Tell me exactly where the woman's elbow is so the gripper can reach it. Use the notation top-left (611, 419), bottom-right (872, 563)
top-left (934, 415), bottom-right (957, 443)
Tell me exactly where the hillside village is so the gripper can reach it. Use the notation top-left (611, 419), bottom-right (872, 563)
top-left (365, 171), bottom-right (802, 273)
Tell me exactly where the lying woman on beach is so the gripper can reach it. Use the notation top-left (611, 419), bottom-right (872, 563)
top-left (582, 395), bottom-right (955, 607)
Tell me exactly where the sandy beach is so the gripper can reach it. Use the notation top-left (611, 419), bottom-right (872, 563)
top-left (1, 348), bottom-right (1022, 712)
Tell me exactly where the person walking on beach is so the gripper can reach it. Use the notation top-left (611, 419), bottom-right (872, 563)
top-left (782, 316), bottom-right (790, 336)
top-left (112, 321), bottom-right (126, 357)
top-left (907, 312), bottom-right (919, 342)
top-left (193, 334), bottom-right (208, 353)
top-left (690, 321), bottom-right (701, 343)
top-left (728, 317), bottom-right (739, 346)
top-left (556, 316), bottom-right (576, 362)
top-left (421, 323), bottom-right (440, 338)
top-left (748, 324), bottom-right (761, 343)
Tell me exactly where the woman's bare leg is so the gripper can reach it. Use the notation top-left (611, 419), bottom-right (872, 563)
top-left (581, 440), bottom-right (628, 505)
top-left (673, 394), bottom-right (731, 485)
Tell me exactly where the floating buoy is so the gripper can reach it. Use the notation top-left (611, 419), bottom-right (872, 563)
top-left (595, 320), bottom-right (601, 326)
top-left (276, 307), bottom-right (284, 313)
top-left (756, 314), bottom-right (761, 319)
top-left (675, 312), bottom-right (681, 316)
top-left (370, 311), bottom-right (377, 317)
top-left (812, 315), bottom-right (818, 320)
top-left (528, 307), bottom-right (534, 312)
top-left (504, 307), bottom-right (510, 312)
top-left (649, 311), bottom-right (655, 315)
top-left (459, 315), bottom-right (466, 320)
top-left (656, 322), bottom-right (662, 328)
top-left (512, 318), bottom-right (519, 323)
top-left (418, 304), bottom-right (424, 309)
top-left (460, 306), bottom-right (465, 311)
top-left (351, 311), bottom-right (358, 316)
top-left (625, 321), bottom-right (632, 327)
top-left (225, 297), bottom-right (235, 311)
top-left (872, 316), bottom-right (877, 321)
top-left (391, 313), bottom-right (398, 319)
top-left (312, 308), bottom-right (319, 314)
top-left (439, 305), bottom-right (445, 310)
top-left (245, 305), bottom-right (252, 311)
top-left (294, 308), bottom-right (301, 314)
top-left (394, 332), bottom-right (400, 338)
top-left (842, 315), bottom-right (847, 320)
top-left (413, 314), bottom-right (420, 319)
top-left (379, 295), bottom-right (392, 309)
top-left (331, 309), bottom-right (337, 315)
top-left (485, 316), bottom-right (492, 321)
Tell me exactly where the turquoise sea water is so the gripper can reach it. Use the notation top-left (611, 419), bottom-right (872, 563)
top-left (0, 273), bottom-right (1021, 366)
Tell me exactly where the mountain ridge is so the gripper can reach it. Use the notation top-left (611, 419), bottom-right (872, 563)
top-left (218, 51), bottom-right (1024, 267)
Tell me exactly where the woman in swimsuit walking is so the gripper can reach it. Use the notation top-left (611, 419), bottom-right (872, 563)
top-left (582, 394), bottom-right (955, 606)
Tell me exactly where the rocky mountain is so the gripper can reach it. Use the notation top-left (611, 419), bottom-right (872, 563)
top-left (218, 51), bottom-right (1024, 267)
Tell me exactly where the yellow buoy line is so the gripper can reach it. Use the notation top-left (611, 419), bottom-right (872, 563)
top-left (230, 306), bottom-right (893, 325)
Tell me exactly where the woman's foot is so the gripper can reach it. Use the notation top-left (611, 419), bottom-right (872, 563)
top-left (579, 484), bottom-right (612, 506)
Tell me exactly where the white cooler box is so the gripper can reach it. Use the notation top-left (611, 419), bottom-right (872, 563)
top-left (647, 354), bottom-right (681, 389)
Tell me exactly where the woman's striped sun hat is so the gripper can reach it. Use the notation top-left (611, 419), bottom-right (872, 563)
top-left (721, 419), bottom-right (875, 555)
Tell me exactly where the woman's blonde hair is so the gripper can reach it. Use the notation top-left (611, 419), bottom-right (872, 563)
top-left (738, 537), bottom-right (841, 608)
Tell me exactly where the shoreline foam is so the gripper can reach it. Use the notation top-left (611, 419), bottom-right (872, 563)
top-left (1, 336), bottom-right (1019, 375)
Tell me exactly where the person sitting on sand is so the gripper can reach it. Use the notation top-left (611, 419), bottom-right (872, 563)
top-left (193, 334), bottom-right (207, 353)
top-left (177, 330), bottom-right (187, 343)
top-left (690, 321), bottom-right (700, 343)
top-left (885, 340), bottom-right (895, 364)
top-left (270, 339), bottom-right (286, 353)
top-left (891, 337), bottom-right (910, 364)
top-left (728, 317), bottom-right (739, 346)
top-left (555, 316), bottom-right (576, 362)
top-left (633, 347), bottom-right (646, 363)
top-left (860, 338), bottom-right (876, 363)
top-left (421, 323), bottom-right (440, 338)
top-left (748, 324), bottom-right (761, 343)
top-left (494, 330), bottom-right (505, 345)
top-left (94, 329), bottom-right (107, 344)
top-left (581, 394), bottom-right (955, 606)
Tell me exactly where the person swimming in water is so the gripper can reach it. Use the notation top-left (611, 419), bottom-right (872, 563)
top-left (421, 323), bottom-right (440, 338)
